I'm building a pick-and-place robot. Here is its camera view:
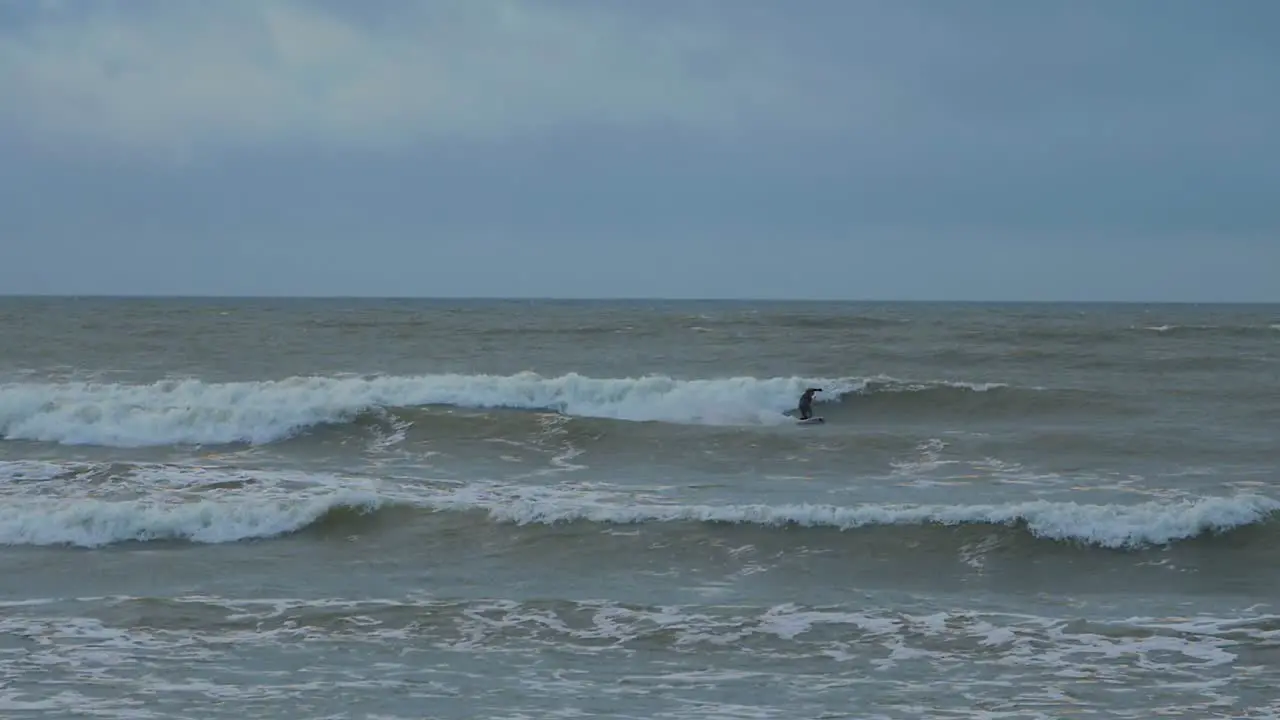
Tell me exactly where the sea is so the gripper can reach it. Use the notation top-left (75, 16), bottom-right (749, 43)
top-left (1, 297), bottom-right (1278, 719)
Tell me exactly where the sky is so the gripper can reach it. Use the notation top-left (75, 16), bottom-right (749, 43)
top-left (1, 0), bottom-right (1277, 302)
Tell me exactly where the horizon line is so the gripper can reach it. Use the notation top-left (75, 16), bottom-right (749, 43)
top-left (1, 293), bottom-right (1277, 306)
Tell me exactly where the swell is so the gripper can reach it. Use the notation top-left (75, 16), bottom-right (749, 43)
top-left (970, 323), bottom-right (1280, 344)
top-left (756, 313), bottom-right (909, 330)
top-left (0, 372), bottom-right (1078, 448)
top-left (2, 488), bottom-right (1275, 551)
top-left (827, 379), bottom-right (1108, 421)
top-left (1137, 323), bottom-right (1280, 339)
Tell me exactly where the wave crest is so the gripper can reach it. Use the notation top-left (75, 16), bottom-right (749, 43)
top-left (3, 484), bottom-right (1274, 550)
top-left (0, 372), bottom-right (890, 447)
top-left (0, 491), bottom-right (383, 547)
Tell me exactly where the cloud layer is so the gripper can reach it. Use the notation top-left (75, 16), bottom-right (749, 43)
top-left (0, 0), bottom-right (817, 155)
top-left (1, 0), bottom-right (1277, 300)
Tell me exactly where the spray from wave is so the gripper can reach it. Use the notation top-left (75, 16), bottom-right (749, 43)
top-left (0, 372), bottom-right (966, 447)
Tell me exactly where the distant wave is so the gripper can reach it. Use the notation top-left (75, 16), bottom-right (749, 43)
top-left (1139, 323), bottom-right (1280, 338)
top-left (2, 485), bottom-right (1274, 550)
top-left (961, 322), bottom-right (1280, 346)
top-left (0, 372), bottom-right (1021, 447)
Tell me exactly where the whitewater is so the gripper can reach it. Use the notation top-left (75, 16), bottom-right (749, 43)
top-left (2, 476), bottom-right (1275, 549)
top-left (0, 371), bottom-right (897, 445)
top-left (2, 297), bottom-right (1278, 719)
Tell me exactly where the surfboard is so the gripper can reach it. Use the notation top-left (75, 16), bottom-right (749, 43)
top-left (796, 417), bottom-right (824, 425)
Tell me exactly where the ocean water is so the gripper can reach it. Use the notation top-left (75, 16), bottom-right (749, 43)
top-left (1, 297), bottom-right (1278, 719)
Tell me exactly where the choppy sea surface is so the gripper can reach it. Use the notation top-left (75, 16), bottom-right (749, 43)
top-left (1, 297), bottom-right (1278, 719)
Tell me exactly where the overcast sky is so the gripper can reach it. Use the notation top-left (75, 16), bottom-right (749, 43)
top-left (1, 0), bottom-right (1277, 301)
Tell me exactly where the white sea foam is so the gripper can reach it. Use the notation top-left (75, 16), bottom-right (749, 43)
top-left (1, 474), bottom-right (1274, 549)
top-left (0, 460), bottom-right (85, 482)
top-left (0, 490), bottom-right (382, 547)
top-left (2, 595), bottom-right (1273, 719)
top-left (0, 372), bottom-right (877, 446)
top-left (446, 487), bottom-right (1280, 549)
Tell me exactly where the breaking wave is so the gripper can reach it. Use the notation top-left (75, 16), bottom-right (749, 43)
top-left (0, 372), bottom-right (1013, 447)
top-left (1, 483), bottom-right (1274, 550)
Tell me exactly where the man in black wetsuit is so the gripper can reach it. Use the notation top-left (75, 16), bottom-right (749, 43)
top-left (797, 387), bottom-right (822, 420)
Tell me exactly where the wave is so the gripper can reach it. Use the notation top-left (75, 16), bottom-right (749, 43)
top-left (443, 490), bottom-right (1280, 550)
top-left (0, 372), bottom-right (1015, 447)
top-left (2, 484), bottom-right (1274, 550)
top-left (0, 490), bottom-right (384, 547)
top-left (1139, 323), bottom-right (1280, 338)
top-left (958, 322), bottom-right (1280, 346)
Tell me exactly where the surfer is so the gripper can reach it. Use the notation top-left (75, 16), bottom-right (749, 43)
top-left (797, 387), bottom-right (823, 420)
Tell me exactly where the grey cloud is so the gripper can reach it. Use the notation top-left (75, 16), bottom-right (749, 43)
top-left (0, 0), bottom-right (1277, 300)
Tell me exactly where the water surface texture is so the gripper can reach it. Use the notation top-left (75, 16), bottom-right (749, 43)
top-left (2, 298), bottom-right (1278, 719)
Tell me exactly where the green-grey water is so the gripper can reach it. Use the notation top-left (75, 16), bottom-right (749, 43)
top-left (2, 298), bottom-right (1279, 719)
